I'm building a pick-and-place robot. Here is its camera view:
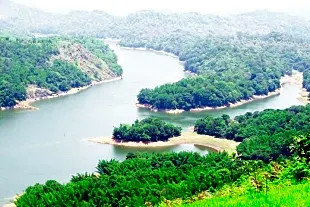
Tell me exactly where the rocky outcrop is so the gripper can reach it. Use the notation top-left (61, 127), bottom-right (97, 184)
top-left (26, 85), bottom-right (54, 100)
top-left (50, 42), bottom-right (117, 81)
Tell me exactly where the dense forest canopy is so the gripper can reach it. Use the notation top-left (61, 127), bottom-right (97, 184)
top-left (137, 33), bottom-right (310, 110)
top-left (0, 37), bottom-right (122, 108)
top-left (194, 104), bottom-right (310, 161)
top-left (15, 140), bottom-right (310, 206)
top-left (113, 117), bottom-right (182, 142)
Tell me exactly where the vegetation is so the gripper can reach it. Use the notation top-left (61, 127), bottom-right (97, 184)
top-left (166, 174), bottom-right (310, 207)
top-left (112, 117), bottom-right (182, 142)
top-left (15, 146), bottom-right (310, 206)
top-left (137, 33), bottom-right (310, 110)
top-left (0, 37), bottom-right (121, 108)
top-left (73, 37), bottom-right (123, 76)
top-left (194, 105), bottom-right (310, 161)
top-left (2, 1), bottom-right (310, 39)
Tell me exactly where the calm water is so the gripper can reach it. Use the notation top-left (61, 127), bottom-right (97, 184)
top-left (0, 43), bottom-right (304, 203)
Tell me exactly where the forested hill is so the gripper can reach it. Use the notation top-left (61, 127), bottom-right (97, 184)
top-left (1, 0), bottom-right (310, 38)
top-left (0, 37), bottom-right (122, 108)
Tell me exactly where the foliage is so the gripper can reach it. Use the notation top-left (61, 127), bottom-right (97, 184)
top-left (112, 117), bottom-right (182, 142)
top-left (15, 149), bottom-right (310, 207)
top-left (0, 36), bottom-right (121, 107)
top-left (290, 133), bottom-right (310, 162)
top-left (16, 152), bottom-right (245, 206)
top-left (137, 33), bottom-right (310, 110)
top-left (195, 105), bottom-right (310, 161)
top-left (72, 37), bottom-right (123, 75)
top-left (182, 181), bottom-right (310, 207)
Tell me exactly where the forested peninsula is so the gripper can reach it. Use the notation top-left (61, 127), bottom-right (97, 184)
top-left (135, 33), bottom-right (310, 112)
top-left (89, 117), bottom-right (238, 152)
top-left (0, 37), bottom-right (122, 109)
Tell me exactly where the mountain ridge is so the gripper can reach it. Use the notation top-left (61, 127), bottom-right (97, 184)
top-left (0, 0), bottom-right (309, 38)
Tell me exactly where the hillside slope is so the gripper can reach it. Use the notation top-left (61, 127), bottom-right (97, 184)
top-left (183, 182), bottom-right (310, 207)
top-left (0, 37), bottom-right (122, 108)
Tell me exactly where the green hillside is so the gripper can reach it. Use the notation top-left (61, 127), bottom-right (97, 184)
top-left (0, 37), bottom-right (122, 108)
top-left (184, 182), bottom-right (310, 207)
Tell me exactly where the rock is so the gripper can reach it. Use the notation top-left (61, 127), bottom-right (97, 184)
top-left (50, 42), bottom-right (117, 81)
top-left (26, 85), bottom-right (54, 100)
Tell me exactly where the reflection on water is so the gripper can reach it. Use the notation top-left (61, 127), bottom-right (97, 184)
top-left (112, 144), bottom-right (210, 160)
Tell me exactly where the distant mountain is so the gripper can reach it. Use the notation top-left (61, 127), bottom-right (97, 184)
top-left (0, 0), bottom-right (49, 20)
top-left (1, 0), bottom-right (310, 39)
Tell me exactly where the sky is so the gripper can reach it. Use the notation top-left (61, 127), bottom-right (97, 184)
top-left (11, 0), bottom-right (310, 18)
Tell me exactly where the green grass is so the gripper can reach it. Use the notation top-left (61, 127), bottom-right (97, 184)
top-left (184, 182), bottom-right (310, 207)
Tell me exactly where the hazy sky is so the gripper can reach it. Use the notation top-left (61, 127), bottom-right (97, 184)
top-left (11, 0), bottom-right (310, 17)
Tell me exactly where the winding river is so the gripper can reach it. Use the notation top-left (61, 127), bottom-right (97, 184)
top-left (0, 42), bottom-right (304, 204)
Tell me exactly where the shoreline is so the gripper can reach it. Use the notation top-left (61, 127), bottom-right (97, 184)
top-left (136, 71), bottom-right (306, 114)
top-left (298, 88), bottom-right (309, 104)
top-left (88, 131), bottom-right (239, 153)
top-left (119, 46), bottom-right (179, 59)
top-left (135, 89), bottom-right (281, 114)
top-left (0, 77), bottom-right (122, 111)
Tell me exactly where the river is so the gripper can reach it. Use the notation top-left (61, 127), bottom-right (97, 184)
top-left (0, 42), bottom-right (304, 204)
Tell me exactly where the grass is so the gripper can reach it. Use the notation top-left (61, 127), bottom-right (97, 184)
top-left (183, 182), bottom-right (310, 207)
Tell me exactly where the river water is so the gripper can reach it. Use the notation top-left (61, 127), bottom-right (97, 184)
top-left (0, 43), bottom-right (304, 204)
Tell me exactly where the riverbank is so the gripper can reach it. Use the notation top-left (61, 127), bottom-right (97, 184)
top-left (136, 71), bottom-right (306, 114)
top-left (136, 89), bottom-right (281, 114)
top-left (88, 131), bottom-right (239, 153)
top-left (281, 70), bottom-right (309, 104)
top-left (119, 46), bottom-right (179, 59)
top-left (0, 77), bottom-right (122, 111)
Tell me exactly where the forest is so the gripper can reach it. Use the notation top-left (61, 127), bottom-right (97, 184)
top-left (194, 104), bottom-right (310, 161)
top-left (137, 33), bottom-right (310, 110)
top-left (15, 131), bottom-right (310, 206)
top-left (113, 117), bottom-right (182, 142)
top-left (0, 37), bottom-right (122, 108)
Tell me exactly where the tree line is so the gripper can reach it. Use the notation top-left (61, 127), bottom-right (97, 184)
top-left (113, 117), bottom-right (182, 142)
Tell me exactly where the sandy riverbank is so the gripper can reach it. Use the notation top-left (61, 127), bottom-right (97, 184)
top-left (3, 203), bottom-right (16, 207)
top-left (280, 70), bottom-right (309, 104)
top-left (88, 131), bottom-right (239, 153)
top-left (1, 77), bottom-right (122, 111)
top-left (2, 193), bottom-right (22, 207)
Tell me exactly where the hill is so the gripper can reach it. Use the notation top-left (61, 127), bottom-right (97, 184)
top-left (0, 37), bottom-right (122, 108)
top-left (1, 1), bottom-right (310, 38)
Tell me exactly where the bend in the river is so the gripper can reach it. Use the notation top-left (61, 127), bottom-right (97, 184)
top-left (0, 42), bottom-right (305, 204)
